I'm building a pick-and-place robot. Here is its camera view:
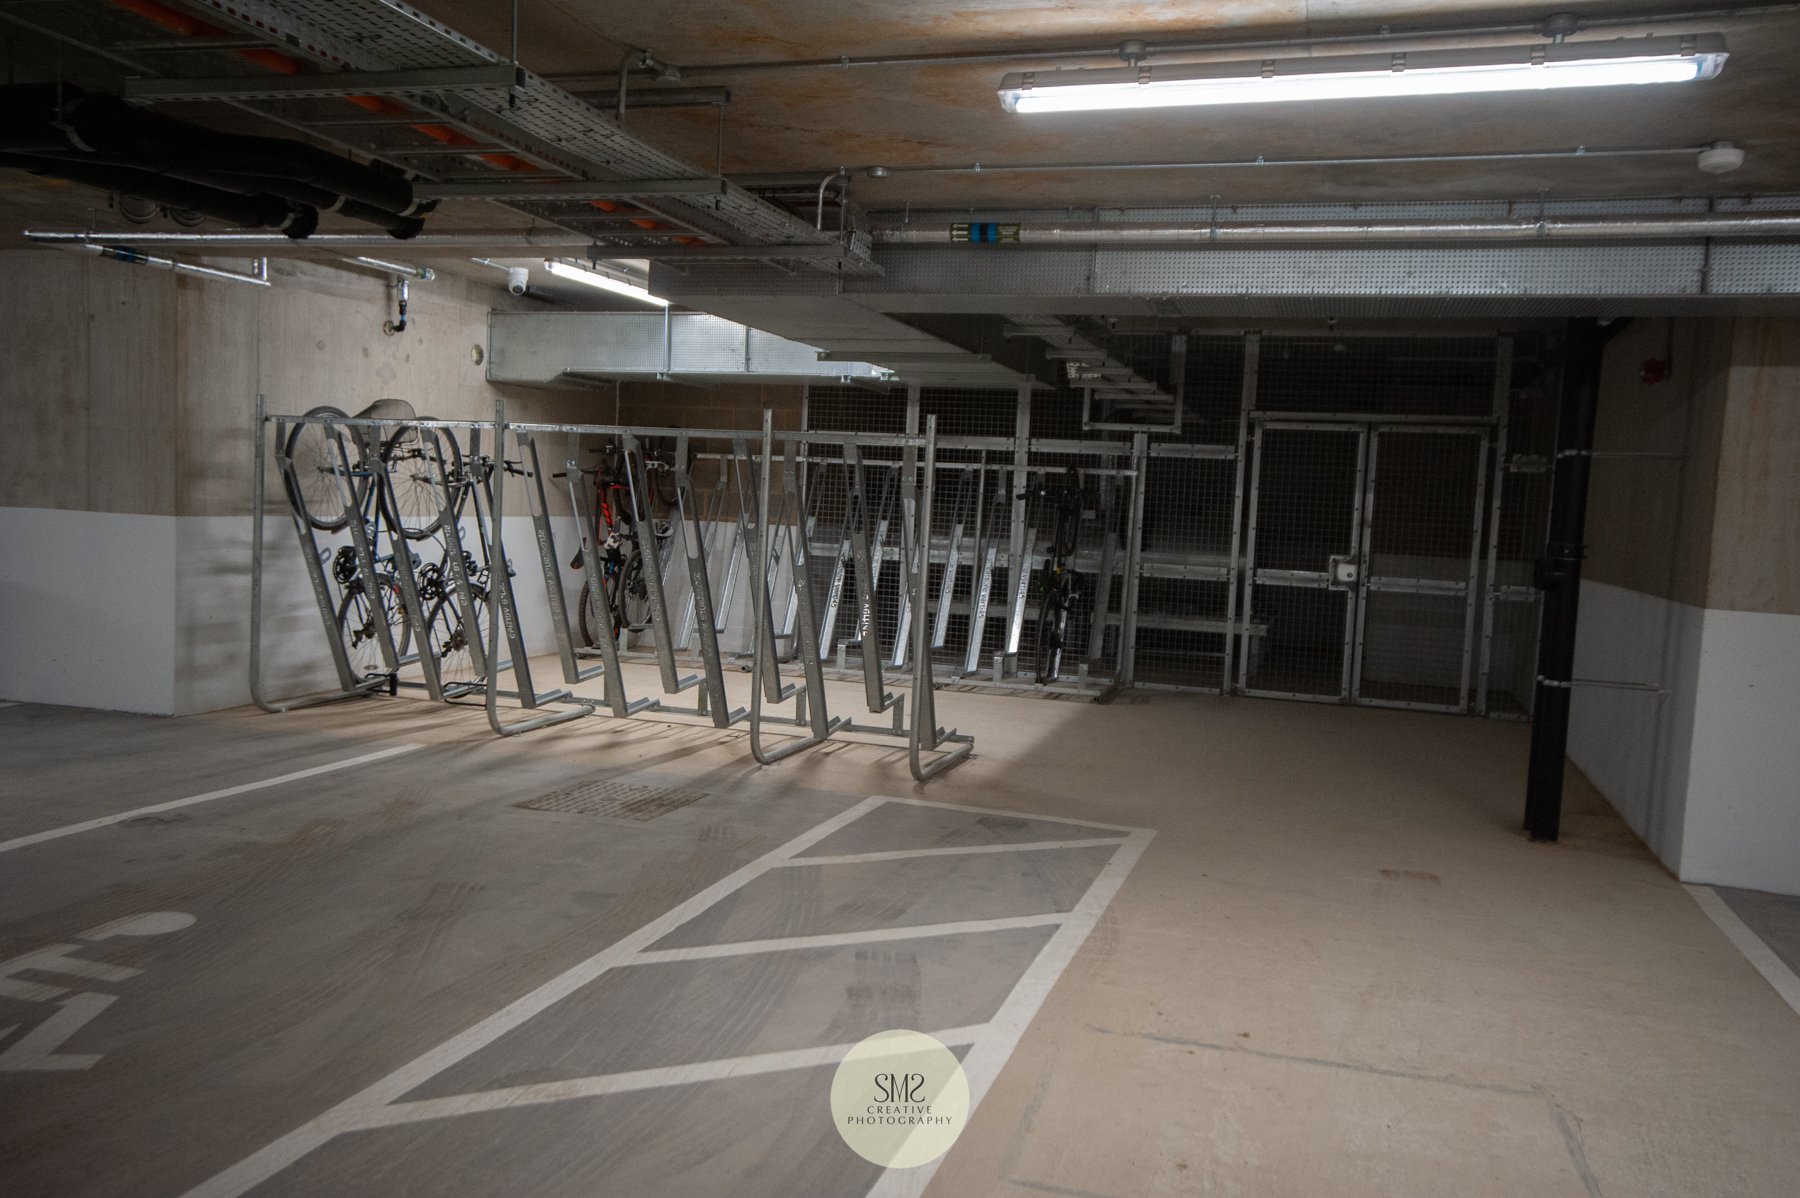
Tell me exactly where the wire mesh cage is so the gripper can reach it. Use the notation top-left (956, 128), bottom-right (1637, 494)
top-left (790, 329), bottom-right (1552, 715)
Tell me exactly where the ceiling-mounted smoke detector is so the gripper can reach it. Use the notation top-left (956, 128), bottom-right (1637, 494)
top-left (1697, 141), bottom-right (1746, 173)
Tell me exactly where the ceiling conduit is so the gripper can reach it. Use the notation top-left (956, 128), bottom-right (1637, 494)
top-left (877, 213), bottom-right (1800, 245)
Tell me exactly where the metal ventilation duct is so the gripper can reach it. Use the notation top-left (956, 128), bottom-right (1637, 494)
top-left (485, 312), bottom-right (894, 387)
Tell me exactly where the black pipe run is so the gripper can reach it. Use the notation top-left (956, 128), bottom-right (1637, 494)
top-left (0, 152), bottom-right (317, 234)
top-left (1523, 318), bottom-right (1615, 842)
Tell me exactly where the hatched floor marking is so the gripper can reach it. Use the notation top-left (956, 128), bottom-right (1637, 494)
top-left (1688, 884), bottom-right (1800, 1020)
top-left (180, 795), bottom-right (1153, 1198)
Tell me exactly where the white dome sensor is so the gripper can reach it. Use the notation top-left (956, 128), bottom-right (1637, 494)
top-left (1697, 141), bottom-right (1746, 174)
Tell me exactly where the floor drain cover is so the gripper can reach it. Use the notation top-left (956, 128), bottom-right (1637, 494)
top-left (518, 780), bottom-right (709, 821)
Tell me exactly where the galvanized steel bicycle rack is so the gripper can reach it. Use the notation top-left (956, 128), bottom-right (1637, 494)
top-left (252, 400), bottom-right (976, 780)
top-left (799, 331), bottom-right (1548, 714)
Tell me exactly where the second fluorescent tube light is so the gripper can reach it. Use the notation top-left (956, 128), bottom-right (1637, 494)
top-left (999, 35), bottom-right (1727, 113)
top-left (544, 259), bottom-right (669, 306)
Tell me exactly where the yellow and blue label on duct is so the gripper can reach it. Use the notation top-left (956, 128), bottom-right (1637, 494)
top-left (949, 222), bottom-right (1022, 244)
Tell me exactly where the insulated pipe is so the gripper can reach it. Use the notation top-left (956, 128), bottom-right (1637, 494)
top-left (60, 241), bottom-right (271, 286)
top-left (0, 152), bottom-right (314, 233)
top-left (0, 85), bottom-right (428, 221)
top-left (24, 230), bottom-right (595, 254)
top-left (843, 145), bottom-right (1703, 179)
top-left (67, 91), bottom-right (424, 216)
top-left (7, 148), bottom-right (422, 235)
top-left (344, 256), bottom-right (437, 281)
top-left (874, 213), bottom-right (1800, 244)
top-left (1524, 319), bottom-right (1612, 843)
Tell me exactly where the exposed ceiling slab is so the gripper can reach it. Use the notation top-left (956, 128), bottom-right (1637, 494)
top-left (0, 0), bottom-right (875, 272)
top-left (406, 0), bottom-right (1800, 209)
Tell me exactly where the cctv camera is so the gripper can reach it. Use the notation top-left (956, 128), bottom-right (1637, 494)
top-left (506, 266), bottom-right (529, 296)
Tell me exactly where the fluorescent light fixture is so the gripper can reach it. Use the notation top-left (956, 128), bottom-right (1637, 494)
top-left (543, 258), bottom-right (669, 306)
top-left (999, 35), bottom-right (1727, 113)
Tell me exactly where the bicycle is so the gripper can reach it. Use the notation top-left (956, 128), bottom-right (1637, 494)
top-left (283, 407), bottom-right (471, 682)
top-left (329, 543), bottom-right (410, 678)
top-left (1018, 474), bottom-right (1087, 685)
top-left (565, 441), bottom-right (675, 646)
top-left (282, 404), bottom-right (450, 540)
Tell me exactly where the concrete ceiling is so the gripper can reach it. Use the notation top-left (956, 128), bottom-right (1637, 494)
top-left (411, 0), bottom-right (1800, 209)
top-left (2, 1), bottom-right (1795, 238)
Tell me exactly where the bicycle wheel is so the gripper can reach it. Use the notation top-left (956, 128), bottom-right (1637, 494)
top-left (426, 587), bottom-right (488, 692)
top-left (283, 406), bottom-right (357, 531)
top-left (577, 575), bottom-right (607, 648)
top-left (1035, 573), bottom-right (1074, 685)
top-left (614, 544), bottom-right (653, 631)
top-left (336, 574), bottom-right (410, 677)
top-left (380, 423), bottom-right (447, 540)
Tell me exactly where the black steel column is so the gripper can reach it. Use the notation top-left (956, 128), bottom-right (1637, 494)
top-left (1524, 318), bottom-right (1611, 842)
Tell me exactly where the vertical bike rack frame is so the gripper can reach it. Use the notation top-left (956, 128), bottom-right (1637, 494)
top-left (1085, 472), bottom-right (1121, 677)
top-left (355, 420), bottom-right (446, 704)
top-left (251, 396), bottom-right (384, 711)
top-left (909, 416), bottom-right (974, 780)
top-left (670, 434), bottom-right (747, 728)
top-left (559, 441), bottom-right (652, 718)
top-left (732, 433), bottom-right (797, 708)
top-left (329, 416), bottom-right (406, 681)
top-left (418, 424), bottom-right (491, 691)
top-left (674, 456), bottom-right (733, 652)
top-left (463, 451), bottom-right (568, 712)
top-left (841, 442), bottom-right (900, 721)
top-left (932, 466), bottom-right (973, 652)
top-left (621, 431), bottom-right (702, 701)
top-left (963, 481), bottom-right (1002, 679)
top-left (749, 414), bottom-right (846, 763)
top-left (514, 430), bottom-right (599, 687)
top-left (817, 456), bottom-right (854, 662)
top-left (481, 398), bottom-right (592, 736)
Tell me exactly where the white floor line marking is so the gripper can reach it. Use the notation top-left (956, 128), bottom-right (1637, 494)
top-left (333, 1025), bottom-right (990, 1133)
top-left (1687, 884), bottom-right (1800, 1019)
top-left (873, 794), bottom-right (1143, 835)
top-left (863, 827), bottom-right (1157, 1198)
top-left (0, 745), bottom-right (424, 855)
top-left (782, 838), bottom-right (1130, 868)
top-left (180, 795), bottom-right (891, 1198)
top-left (629, 914), bottom-right (1070, 966)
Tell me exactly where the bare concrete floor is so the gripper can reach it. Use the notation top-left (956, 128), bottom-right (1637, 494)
top-left (1, 671), bottom-right (1797, 1198)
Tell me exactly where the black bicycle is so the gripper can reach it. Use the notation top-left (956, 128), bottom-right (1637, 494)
top-left (1019, 475), bottom-right (1087, 685)
top-left (284, 409), bottom-right (483, 684)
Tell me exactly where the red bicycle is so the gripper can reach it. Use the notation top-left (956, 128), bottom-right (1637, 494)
top-left (568, 442), bottom-right (674, 645)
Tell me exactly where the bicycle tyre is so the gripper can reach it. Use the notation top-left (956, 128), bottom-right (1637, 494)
top-left (380, 422), bottom-right (448, 540)
top-left (336, 574), bottom-right (410, 677)
top-left (1035, 572), bottom-right (1075, 685)
top-left (579, 575), bottom-right (615, 647)
top-left (283, 406), bottom-right (357, 532)
top-left (426, 586), bottom-right (488, 691)
top-left (615, 544), bottom-right (653, 632)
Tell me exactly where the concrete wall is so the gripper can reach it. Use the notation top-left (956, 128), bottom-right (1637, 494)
top-left (0, 249), bottom-right (603, 714)
top-left (1571, 317), bottom-right (1800, 894)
